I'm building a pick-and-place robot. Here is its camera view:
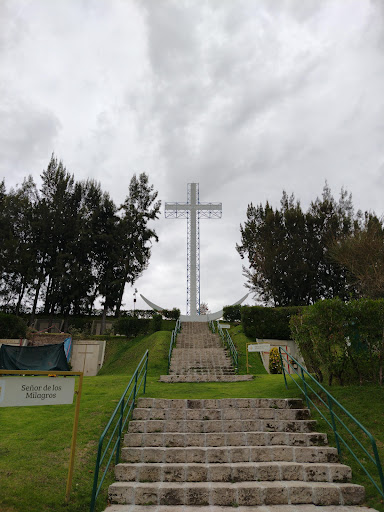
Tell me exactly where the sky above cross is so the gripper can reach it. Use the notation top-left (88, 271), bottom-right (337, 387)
top-left (1, 1), bottom-right (383, 312)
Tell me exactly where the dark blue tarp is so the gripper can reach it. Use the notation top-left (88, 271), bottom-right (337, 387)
top-left (0, 343), bottom-right (69, 371)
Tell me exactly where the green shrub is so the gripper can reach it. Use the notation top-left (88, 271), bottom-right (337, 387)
top-left (241, 305), bottom-right (303, 340)
top-left (290, 298), bottom-right (384, 386)
top-left (160, 308), bottom-right (180, 320)
top-left (223, 305), bottom-right (242, 322)
top-left (0, 313), bottom-right (27, 338)
top-left (269, 347), bottom-right (282, 374)
top-left (114, 316), bottom-right (150, 337)
top-left (150, 313), bottom-right (162, 332)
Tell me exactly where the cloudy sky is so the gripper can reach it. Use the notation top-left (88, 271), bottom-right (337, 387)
top-left (1, 0), bottom-right (384, 314)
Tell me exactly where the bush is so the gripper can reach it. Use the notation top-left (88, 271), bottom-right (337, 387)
top-left (0, 313), bottom-right (27, 338)
top-left (241, 305), bottom-right (303, 340)
top-left (114, 316), bottom-right (150, 337)
top-left (160, 308), bottom-right (181, 320)
top-left (269, 347), bottom-right (282, 374)
top-left (290, 298), bottom-right (347, 385)
top-left (223, 305), bottom-right (242, 322)
top-left (290, 298), bottom-right (384, 386)
top-left (150, 314), bottom-right (162, 332)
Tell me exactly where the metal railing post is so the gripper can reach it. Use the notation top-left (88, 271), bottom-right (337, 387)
top-left (90, 442), bottom-right (103, 512)
top-left (327, 394), bottom-right (341, 458)
top-left (143, 352), bottom-right (148, 394)
top-left (115, 398), bottom-right (124, 464)
top-left (301, 367), bottom-right (310, 410)
top-left (371, 438), bottom-right (384, 497)
top-left (133, 370), bottom-right (138, 408)
top-left (279, 347), bottom-right (288, 389)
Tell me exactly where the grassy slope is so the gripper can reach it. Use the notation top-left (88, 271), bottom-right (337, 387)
top-left (306, 382), bottom-right (384, 512)
top-left (1, 328), bottom-right (384, 512)
top-left (228, 323), bottom-right (267, 374)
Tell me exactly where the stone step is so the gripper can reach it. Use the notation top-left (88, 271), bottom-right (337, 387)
top-left (136, 398), bottom-right (304, 409)
top-left (104, 506), bottom-right (377, 512)
top-left (159, 375), bottom-right (254, 382)
top-left (168, 372), bottom-right (236, 377)
top-left (115, 461), bottom-right (351, 483)
top-left (131, 407), bottom-right (310, 421)
top-left (175, 344), bottom-right (224, 348)
top-left (108, 481), bottom-right (365, 506)
top-left (124, 431), bottom-right (328, 448)
top-left (127, 419), bottom-right (317, 434)
top-left (169, 365), bottom-right (233, 369)
top-left (169, 362), bottom-right (233, 367)
top-left (121, 445), bottom-right (338, 464)
top-left (169, 360), bottom-right (232, 363)
top-left (171, 353), bottom-right (230, 358)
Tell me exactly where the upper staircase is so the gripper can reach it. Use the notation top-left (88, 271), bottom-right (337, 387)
top-left (160, 322), bottom-right (252, 382)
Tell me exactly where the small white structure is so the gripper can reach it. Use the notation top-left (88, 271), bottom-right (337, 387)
top-left (141, 293), bottom-right (249, 323)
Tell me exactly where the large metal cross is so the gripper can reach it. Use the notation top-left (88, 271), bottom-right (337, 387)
top-left (165, 183), bottom-right (222, 317)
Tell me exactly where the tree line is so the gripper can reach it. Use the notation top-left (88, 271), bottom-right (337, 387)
top-left (237, 184), bottom-right (384, 305)
top-left (0, 155), bottom-right (161, 329)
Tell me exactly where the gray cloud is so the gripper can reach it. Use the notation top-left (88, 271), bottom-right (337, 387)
top-left (0, 96), bottom-right (61, 184)
top-left (1, 0), bottom-right (384, 312)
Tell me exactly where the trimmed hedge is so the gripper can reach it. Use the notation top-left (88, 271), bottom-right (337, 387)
top-left (160, 308), bottom-right (180, 321)
top-left (0, 313), bottom-right (27, 338)
top-left (150, 314), bottom-right (162, 332)
top-left (241, 305), bottom-right (303, 340)
top-left (223, 305), bottom-right (242, 322)
top-left (114, 316), bottom-right (150, 337)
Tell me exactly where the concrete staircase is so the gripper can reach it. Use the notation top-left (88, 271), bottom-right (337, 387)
top-left (105, 398), bottom-right (377, 511)
top-left (159, 322), bottom-right (252, 382)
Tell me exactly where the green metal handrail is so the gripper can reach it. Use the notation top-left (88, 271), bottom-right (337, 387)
top-left (208, 319), bottom-right (215, 333)
top-left (216, 321), bottom-right (238, 372)
top-left (168, 318), bottom-right (181, 373)
top-left (279, 346), bottom-right (384, 499)
top-left (90, 350), bottom-right (149, 512)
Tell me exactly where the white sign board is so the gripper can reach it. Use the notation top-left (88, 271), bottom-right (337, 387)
top-left (218, 324), bottom-right (230, 329)
top-left (248, 343), bottom-right (271, 352)
top-left (0, 377), bottom-right (75, 407)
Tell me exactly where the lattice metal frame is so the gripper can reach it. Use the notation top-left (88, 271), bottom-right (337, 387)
top-left (165, 183), bottom-right (222, 316)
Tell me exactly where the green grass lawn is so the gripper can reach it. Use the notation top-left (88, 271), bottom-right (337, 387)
top-left (1, 327), bottom-right (384, 512)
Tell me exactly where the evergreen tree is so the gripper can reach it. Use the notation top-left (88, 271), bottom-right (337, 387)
top-left (114, 173), bottom-right (161, 317)
top-left (0, 158), bottom-right (161, 327)
top-left (237, 185), bottom-right (356, 306)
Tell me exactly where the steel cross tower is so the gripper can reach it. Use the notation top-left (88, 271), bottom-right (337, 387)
top-left (165, 183), bottom-right (222, 316)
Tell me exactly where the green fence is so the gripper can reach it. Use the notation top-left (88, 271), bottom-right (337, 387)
top-left (279, 346), bottom-right (384, 499)
top-left (168, 318), bottom-right (181, 373)
top-left (90, 350), bottom-right (149, 512)
top-left (216, 321), bottom-right (238, 372)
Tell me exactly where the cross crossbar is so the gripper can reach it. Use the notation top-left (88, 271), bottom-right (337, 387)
top-left (165, 183), bottom-right (222, 316)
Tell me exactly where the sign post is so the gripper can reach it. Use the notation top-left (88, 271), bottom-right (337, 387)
top-left (246, 342), bottom-right (271, 373)
top-left (0, 370), bottom-right (83, 502)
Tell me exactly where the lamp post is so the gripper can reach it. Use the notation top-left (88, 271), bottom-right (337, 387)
top-left (133, 288), bottom-right (138, 316)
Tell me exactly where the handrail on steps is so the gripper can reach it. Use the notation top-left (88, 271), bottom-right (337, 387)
top-left (168, 318), bottom-right (181, 373)
top-left (279, 346), bottom-right (384, 499)
top-left (90, 350), bottom-right (149, 512)
top-left (215, 321), bottom-right (238, 373)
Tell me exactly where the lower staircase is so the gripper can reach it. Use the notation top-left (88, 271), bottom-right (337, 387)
top-left (105, 397), bottom-right (377, 511)
top-left (160, 322), bottom-right (252, 382)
